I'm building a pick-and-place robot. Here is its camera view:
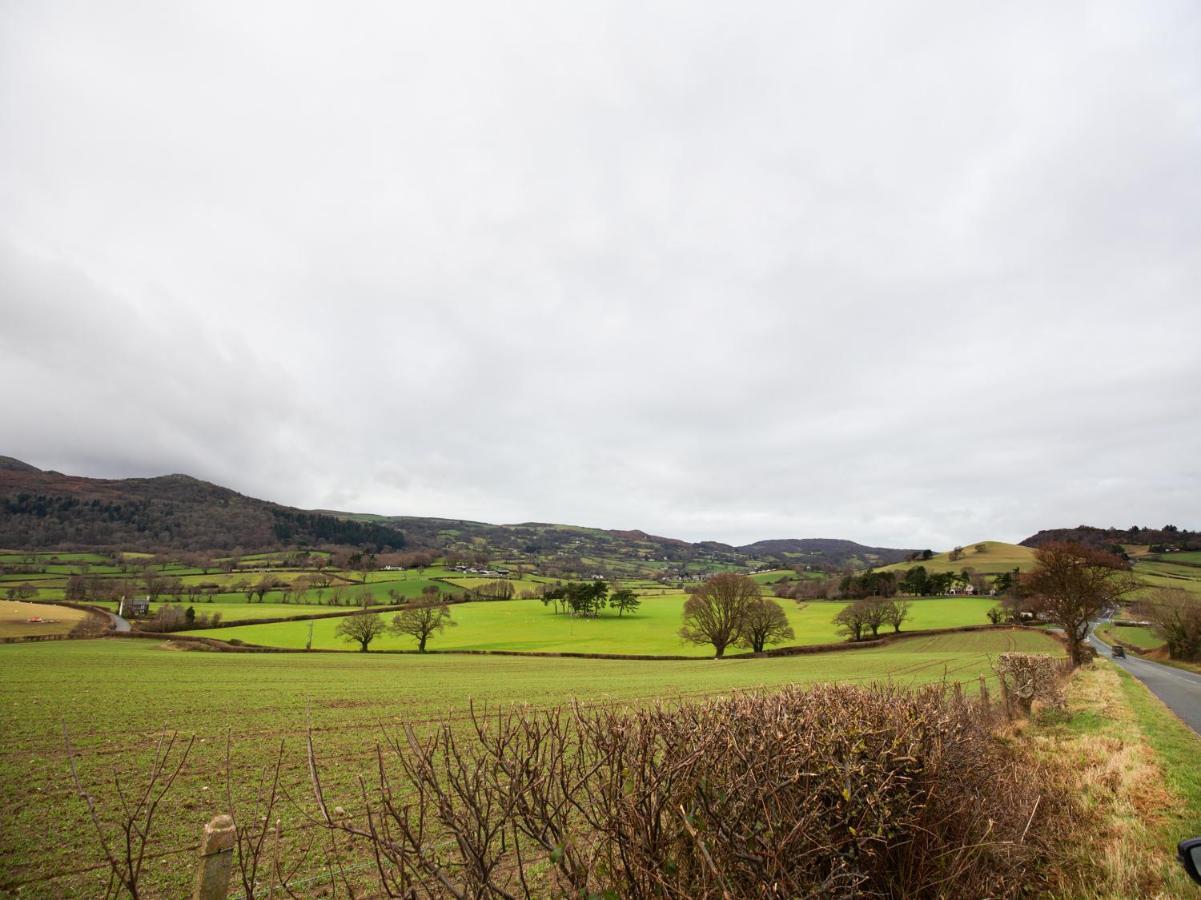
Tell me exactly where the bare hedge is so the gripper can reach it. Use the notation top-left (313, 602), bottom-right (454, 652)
top-left (309, 682), bottom-right (1070, 897)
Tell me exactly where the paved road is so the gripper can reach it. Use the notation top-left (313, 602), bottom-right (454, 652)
top-left (97, 608), bottom-right (131, 633)
top-left (1089, 625), bottom-right (1201, 735)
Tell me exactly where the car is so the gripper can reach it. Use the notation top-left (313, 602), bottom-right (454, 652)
top-left (1180, 837), bottom-right (1201, 885)
top-left (1112, 645), bottom-right (1126, 658)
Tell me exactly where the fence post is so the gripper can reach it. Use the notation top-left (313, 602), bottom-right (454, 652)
top-left (192, 814), bottom-right (236, 900)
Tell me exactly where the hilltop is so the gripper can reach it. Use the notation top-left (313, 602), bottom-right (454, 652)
top-left (1021, 524), bottom-right (1200, 553)
top-left (877, 540), bottom-right (1037, 575)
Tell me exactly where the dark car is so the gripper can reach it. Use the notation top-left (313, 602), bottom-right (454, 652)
top-left (1112, 645), bottom-right (1126, 658)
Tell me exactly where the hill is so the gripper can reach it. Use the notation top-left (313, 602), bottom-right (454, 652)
top-left (877, 540), bottom-right (1037, 575)
top-left (320, 513), bottom-right (917, 575)
top-left (737, 538), bottom-right (917, 569)
top-left (1021, 524), bottom-right (1201, 553)
top-left (0, 458), bottom-right (406, 552)
top-left (1, 456), bottom-right (917, 570)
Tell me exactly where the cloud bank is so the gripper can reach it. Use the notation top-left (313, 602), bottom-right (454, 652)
top-left (2, 1), bottom-right (1199, 547)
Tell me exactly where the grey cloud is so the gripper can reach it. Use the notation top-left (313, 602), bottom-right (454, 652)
top-left (1, 1), bottom-right (1199, 549)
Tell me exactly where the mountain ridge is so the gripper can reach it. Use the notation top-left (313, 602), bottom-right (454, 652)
top-left (2, 456), bottom-right (916, 569)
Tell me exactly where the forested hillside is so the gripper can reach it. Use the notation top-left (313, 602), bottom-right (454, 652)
top-left (0, 459), bottom-right (405, 551)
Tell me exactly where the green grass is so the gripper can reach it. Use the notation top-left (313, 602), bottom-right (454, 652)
top-left (1150, 551), bottom-right (1201, 565)
top-left (183, 596), bottom-right (1000, 655)
top-left (1114, 666), bottom-right (1201, 836)
top-left (0, 629), bottom-right (1059, 895)
top-left (1131, 569), bottom-right (1201, 597)
top-left (1098, 623), bottom-right (1164, 652)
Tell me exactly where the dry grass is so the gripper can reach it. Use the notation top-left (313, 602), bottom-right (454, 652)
top-left (0, 600), bottom-right (92, 637)
top-left (1016, 663), bottom-right (1193, 898)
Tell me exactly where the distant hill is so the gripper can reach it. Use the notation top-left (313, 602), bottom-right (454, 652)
top-left (877, 540), bottom-right (1037, 575)
top-left (1020, 525), bottom-right (1200, 552)
top-left (1, 455), bottom-right (917, 570)
top-left (737, 538), bottom-right (917, 569)
top-left (316, 514), bottom-right (915, 575)
top-left (0, 458), bottom-right (406, 552)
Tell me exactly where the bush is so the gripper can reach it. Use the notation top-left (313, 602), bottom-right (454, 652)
top-left (994, 652), bottom-right (1068, 716)
top-left (310, 682), bottom-right (1068, 897)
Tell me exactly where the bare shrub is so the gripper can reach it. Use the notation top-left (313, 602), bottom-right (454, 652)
top-left (994, 652), bottom-right (1068, 717)
top-left (309, 682), bottom-right (1065, 898)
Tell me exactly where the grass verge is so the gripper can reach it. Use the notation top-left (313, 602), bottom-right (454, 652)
top-left (1018, 661), bottom-right (1201, 897)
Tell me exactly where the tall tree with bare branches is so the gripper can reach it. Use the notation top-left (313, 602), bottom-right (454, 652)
top-left (1023, 541), bottom-right (1136, 665)
top-left (679, 572), bottom-right (760, 658)
top-left (391, 605), bottom-right (456, 652)
top-left (737, 596), bottom-right (795, 653)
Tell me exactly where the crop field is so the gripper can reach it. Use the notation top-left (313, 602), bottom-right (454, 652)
top-left (0, 601), bottom-right (93, 637)
top-left (0, 628), bottom-right (1061, 895)
top-left (182, 595), bottom-right (999, 655)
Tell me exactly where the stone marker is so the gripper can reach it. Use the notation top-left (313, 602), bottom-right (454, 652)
top-left (192, 814), bottom-right (236, 900)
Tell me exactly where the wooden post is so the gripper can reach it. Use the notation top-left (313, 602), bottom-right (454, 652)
top-left (192, 814), bottom-right (236, 900)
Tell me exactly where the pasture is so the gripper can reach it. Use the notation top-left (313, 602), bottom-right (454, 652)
top-left (183, 595), bottom-right (1000, 654)
top-left (0, 629), bottom-right (1060, 895)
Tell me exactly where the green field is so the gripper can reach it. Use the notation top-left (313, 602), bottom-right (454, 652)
top-left (182, 595), bottom-right (999, 654)
top-left (0, 628), bottom-right (1061, 895)
top-left (1099, 622), bottom-right (1165, 652)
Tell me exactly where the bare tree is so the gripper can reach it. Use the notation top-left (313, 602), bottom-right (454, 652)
top-left (1024, 541), bottom-right (1136, 666)
top-left (737, 596), bottom-right (795, 653)
top-left (391, 605), bottom-right (456, 652)
top-left (679, 573), bottom-right (760, 658)
top-left (334, 610), bottom-right (386, 651)
top-left (882, 598), bottom-right (911, 633)
top-left (1137, 588), bottom-right (1201, 661)
top-left (833, 600), bottom-right (869, 641)
top-left (860, 596), bottom-right (892, 638)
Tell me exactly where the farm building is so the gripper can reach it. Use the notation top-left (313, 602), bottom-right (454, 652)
top-left (118, 596), bottom-right (150, 618)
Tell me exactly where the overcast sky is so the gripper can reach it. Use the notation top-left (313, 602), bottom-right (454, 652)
top-left (2, 2), bottom-right (1199, 549)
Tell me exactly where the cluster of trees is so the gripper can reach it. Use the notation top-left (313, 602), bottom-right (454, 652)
top-left (771, 564), bottom-right (1007, 602)
top-left (679, 573), bottom-right (795, 657)
top-left (472, 580), bottom-right (516, 601)
top-left (138, 605), bottom-right (224, 633)
top-left (3, 583), bottom-right (37, 600)
top-left (334, 604), bottom-right (456, 652)
top-left (832, 597), bottom-right (911, 641)
top-left (539, 581), bottom-right (637, 617)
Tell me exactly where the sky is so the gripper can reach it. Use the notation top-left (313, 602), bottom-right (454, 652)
top-left (2, 2), bottom-right (1199, 549)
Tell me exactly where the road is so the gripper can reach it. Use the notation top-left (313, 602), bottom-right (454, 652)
top-left (1089, 625), bottom-right (1201, 735)
top-left (97, 608), bottom-right (131, 633)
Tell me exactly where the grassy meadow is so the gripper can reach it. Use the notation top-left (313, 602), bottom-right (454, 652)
top-left (181, 595), bottom-right (1000, 654)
